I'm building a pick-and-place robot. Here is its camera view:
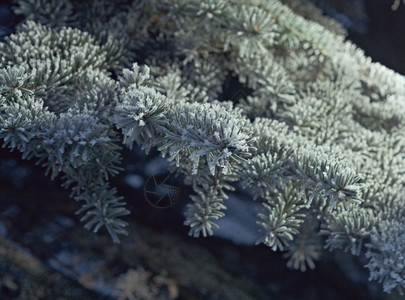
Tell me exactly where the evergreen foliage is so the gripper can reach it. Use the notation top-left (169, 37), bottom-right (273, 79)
top-left (1, 0), bottom-right (405, 294)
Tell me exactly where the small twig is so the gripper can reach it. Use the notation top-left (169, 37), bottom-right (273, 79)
top-left (391, 0), bottom-right (402, 11)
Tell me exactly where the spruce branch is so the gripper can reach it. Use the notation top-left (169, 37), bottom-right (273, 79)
top-left (158, 102), bottom-right (255, 176)
top-left (284, 156), bottom-right (364, 207)
top-left (365, 218), bottom-right (405, 294)
top-left (320, 202), bottom-right (378, 256)
top-left (256, 184), bottom-right (306, 251)
top-left (283, 216), bottom-right (322, 272)
top-left (184, 184), bottom-right (226, 238)
top-left (2, 0), bottom-right (405, 293)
